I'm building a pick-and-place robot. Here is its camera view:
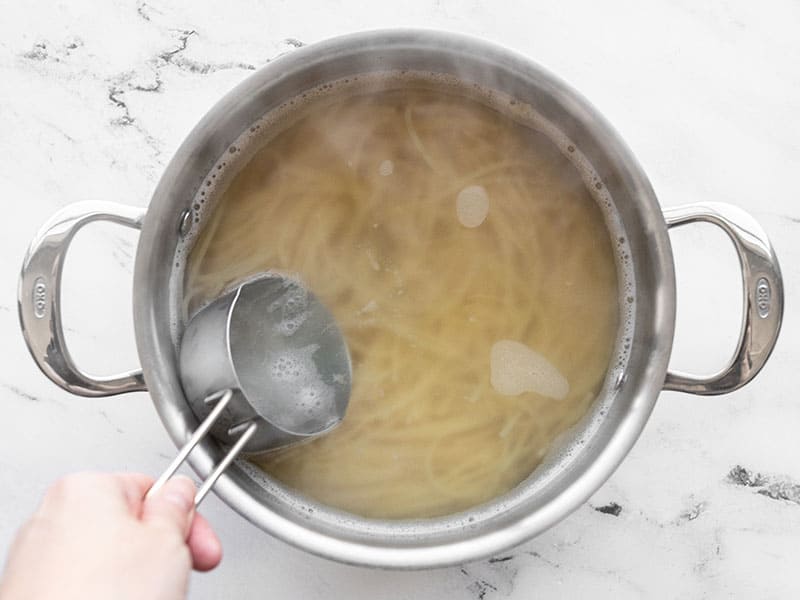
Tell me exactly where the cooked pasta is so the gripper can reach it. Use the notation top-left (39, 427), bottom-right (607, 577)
top-left (184, 87), bottom-right (619, 519)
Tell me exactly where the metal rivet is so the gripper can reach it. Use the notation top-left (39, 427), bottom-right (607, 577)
top-left (614, 371), bottom-right (627, 390)
top-left (178, 208), bottom-right (192, 237)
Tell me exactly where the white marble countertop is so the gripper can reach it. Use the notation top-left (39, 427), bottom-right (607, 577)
top-left (1, 0), bottom-right (798, 597)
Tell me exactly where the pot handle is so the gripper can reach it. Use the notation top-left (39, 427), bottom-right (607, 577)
top-left (18, 201), bottom-right (147, 397)
top-left (663, 202), bottom-right (783, 395)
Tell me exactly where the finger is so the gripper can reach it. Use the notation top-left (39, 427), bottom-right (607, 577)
top-left (187, 513), bottom-right (223, 572)
top-left (113, 473), bottom-right (155, 516)
top-left (140, 475), bottom-right (196, 538)
top-left (38, 472), bottom-right (123, 516)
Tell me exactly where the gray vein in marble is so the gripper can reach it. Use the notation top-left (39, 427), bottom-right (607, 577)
top-left (136, 0), bottom-right (156, 22)
top-left (64, 38), bottom-right (83, 52)
top-left (593, 501), bottom-right (623, 516)
top-left (107, 82), bottom-right (136, 126)
top-left (16, 13), bottom-right (306, 175)
top-left (529, 549), bottom-right (647, 596)
top-left (17, 38), bottom-right (162, 155)
top-left (158, 29), bottom-right (256, 74)
top-left (487, 556), bottom-right (513, 563)
top-left (459, 558), bottom-right (519, 600)
top-left (98, 409), bottom-right (124, 434)
top-left (728, 465), bottom-right (800, 505)
top-left (0, 383), bottom-right (39, 402)
top-left (459, 569), bottom-right (498, 600)
top-left (18, 25), bottom-right (259, 161)
top-left (41, 120), bottom-right (77, 143)
top-left (159, 28), bottom-right (196, 61)
top-left (137, 26), bottom-right (258, 79)
top-left (105, 74), bottom-right (162, 156)
top-left (0, 383), bottom-right (69, 409)
top-left (117, 236), bottom-right (136, 251)
top-left (168, 54), bottom-right (256, 75)
top-left (129, 74), bottom-right (163, 94)
top-left (692, 527), bottom-right (725, 577)
top-left (110, 236), bottom-right (134, 273)
top-left (466, 580), bottom-right (496, 600)
top-left (101, 26), bottom-right (260, 156)
top-left (679, 501), bottom-right (707, 522)
top-left (526, 551), bottom-right (559, 569)
top-left (20, 38), bottom-right (84, 64)
top-left (22, 42), bottom-right (49, 62)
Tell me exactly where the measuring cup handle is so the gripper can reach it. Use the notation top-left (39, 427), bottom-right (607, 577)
top-left (662, 202), bottom-right (783, 395)
top-left (18, 201), bottom-right (147, 397)
top-left (148, 390), bottom-right (258, 506)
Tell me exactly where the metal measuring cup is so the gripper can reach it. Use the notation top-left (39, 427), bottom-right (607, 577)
top-left (148, 273), bottom-right (352, 504)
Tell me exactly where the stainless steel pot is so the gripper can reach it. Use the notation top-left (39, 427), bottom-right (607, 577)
top-left (18, 30), bottom-right (783, 569)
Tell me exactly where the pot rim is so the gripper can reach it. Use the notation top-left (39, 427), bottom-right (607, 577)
top-left (133, 28), bottom-right (675, 568)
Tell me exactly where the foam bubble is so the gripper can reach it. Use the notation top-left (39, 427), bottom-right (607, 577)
top-left (266, 282), bottom-right (310, 336)
top-left (271, 354), bottom-right (307, 381)
top-left (378, 159), bottom-right (394, 176)
top-left (276, 313), bottom-right (308, 336)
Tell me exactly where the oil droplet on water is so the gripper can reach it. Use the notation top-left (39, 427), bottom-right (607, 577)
top-left (490, 339), bottom-right (569, 400)
top-left (378, 159), bottom-right (394, 176)
top-left (456, 185), bottom-right (489, 228)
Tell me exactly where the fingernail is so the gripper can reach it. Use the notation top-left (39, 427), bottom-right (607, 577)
top-left (163, 476), bottom-right (195, 512)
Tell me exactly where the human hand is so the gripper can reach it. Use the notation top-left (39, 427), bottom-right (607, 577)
top-left (0, 472), bottom-right (222, 600)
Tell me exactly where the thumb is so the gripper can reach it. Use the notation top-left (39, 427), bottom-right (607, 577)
top-left (141, 475), bottom-right (196, 538)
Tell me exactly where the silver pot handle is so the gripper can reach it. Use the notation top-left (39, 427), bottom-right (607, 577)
top-left (18, 201), bottom-right (147, 396)
top-left (663, 202), bottom-right (783, 395)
